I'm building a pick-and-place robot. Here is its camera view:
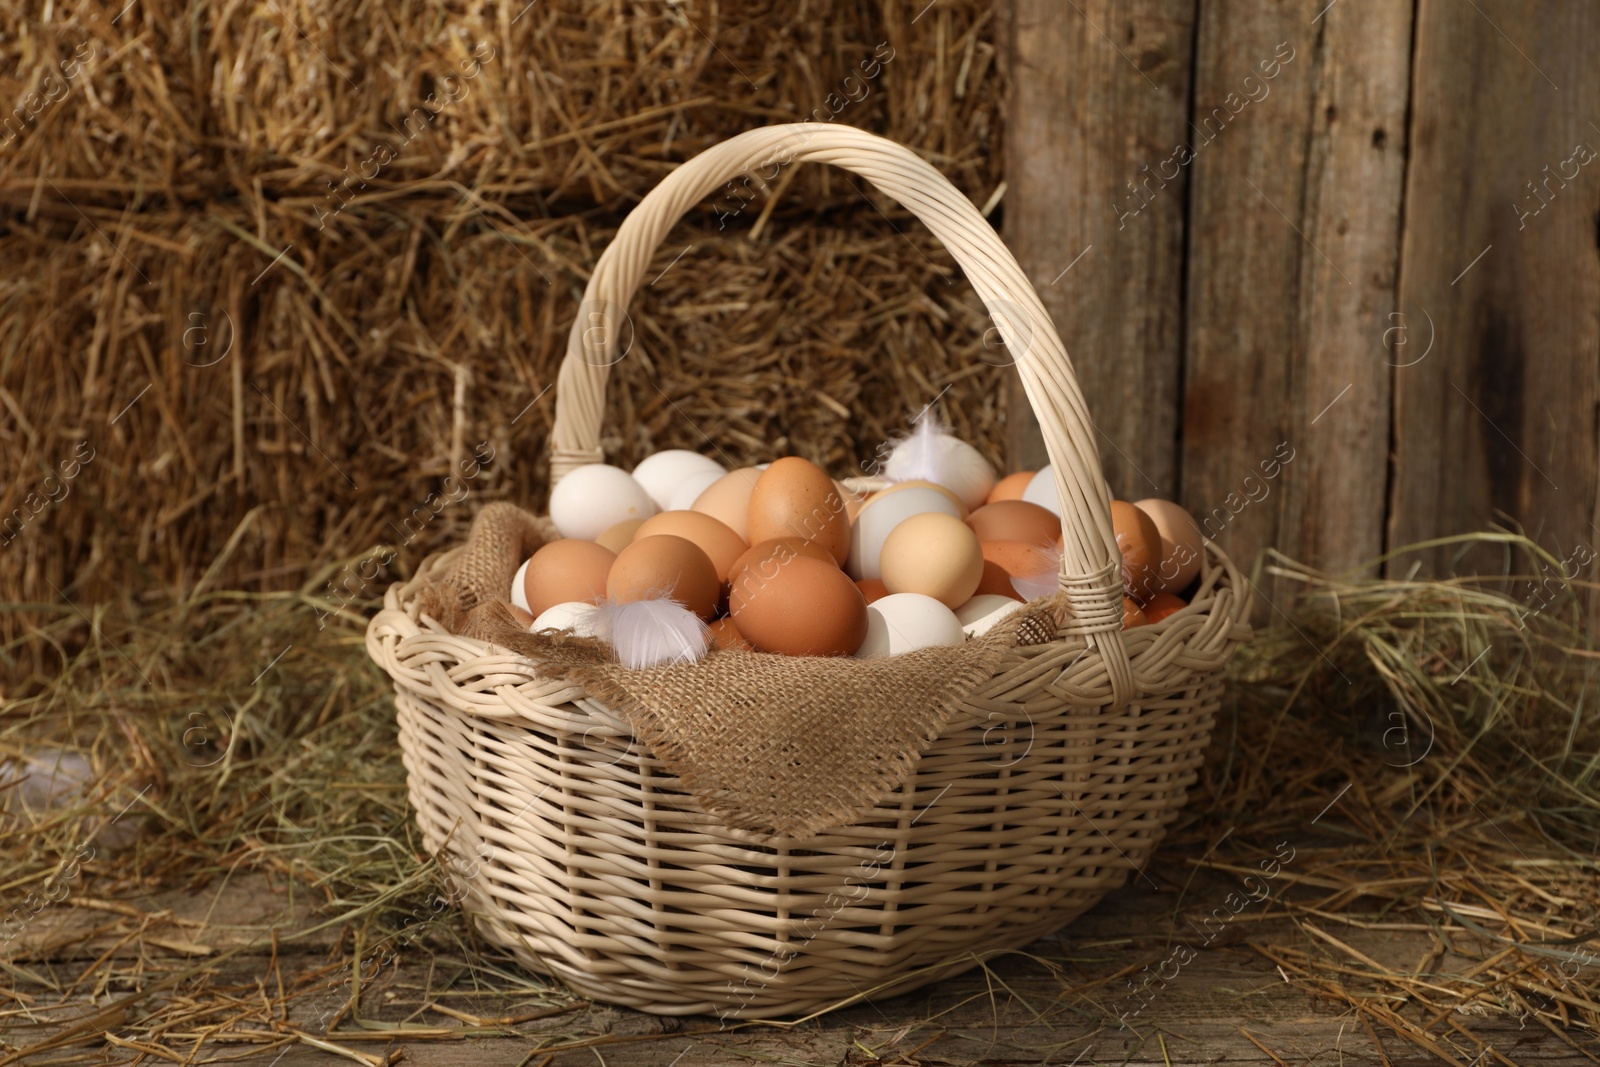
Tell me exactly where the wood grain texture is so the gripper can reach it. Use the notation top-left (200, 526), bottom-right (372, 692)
top-left (1004, 0), bottom-right (1195, 497)
top-left (1390, 0), bottom-right (1600, 592)
top-left (13, 874), bottom-right (1591, 1067)
top-left (1276, 3), bottom-right (1413, 577)
top-left (1181, 1), bottom-right (1411, 586)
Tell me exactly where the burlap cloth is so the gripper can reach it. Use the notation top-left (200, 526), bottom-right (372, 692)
top-left (415, 502), bottom-right (1062, 838)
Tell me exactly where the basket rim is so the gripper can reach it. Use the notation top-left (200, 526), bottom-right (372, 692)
top-left (365, 527), bottom-right (1253, 740)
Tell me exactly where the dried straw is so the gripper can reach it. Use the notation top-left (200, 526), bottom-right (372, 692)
top-left (4, 1), bottom-right (1597, 1059)
top-left (1, 534), bottom-right (1595, 1062)
top-left (0, 0), bottom-right (1005, 655)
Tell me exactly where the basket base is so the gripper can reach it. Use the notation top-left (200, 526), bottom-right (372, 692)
top-left (468, 885), bottom-right (1121, 1019)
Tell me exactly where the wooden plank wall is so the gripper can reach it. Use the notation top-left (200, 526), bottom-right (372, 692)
top-left (1006, 0), bottom-right (1195, 497)
top-left (1391, 1), bottom-right (1600, 582)
top-left (1005, 0), bottom-right (1599, 603)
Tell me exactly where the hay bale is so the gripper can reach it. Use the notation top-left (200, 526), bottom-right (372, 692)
top-left (0, 0), bottom-right (1006, 636)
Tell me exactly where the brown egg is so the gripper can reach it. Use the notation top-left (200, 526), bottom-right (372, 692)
top-left (1122, 596), bottom-right (1149, 629)
top-left (746, 457), bottom-right (850, 565)
top-left (730, 554), bottom-right (868, 656)
top-left (606, 535), bottom-right (720, 620)
top-left (726, 537), bottom-right (838, 603)
top-left (981, 541), bottom-right (1056, 585)
top-left (966, 500), bottom-right (1062, 547)
top-left (986, 471), bottom-right (1035, 504)
top-left (635, 510), bottom-right (748, 583)
top-left (1134, 498), bottom-right (1206, 593)
top-left (691, 467), bottom-right (764, 540)
top-left (1111, 501), bottom-right (1163, 601)
top-left (507, 604), bottom-right (536, 627)
top-left (855, 578), bottom-right (891, 605)
top-left (707, 617), bottom-right (752, 651)
top-left (596, 518), bottom-right (646, 554)
top-left (974, 560), bottom-right (1024, 601)
top-left (880, 512), bottom-right (984, 609)
top-left (869, 478), bottom-right (968, 518)
top-left (1142, 592), bottom-right (1188, 623)
top-left (732, 537), bottom-right (838, 620)
top-left (523, 539), bottom-right (616, 618)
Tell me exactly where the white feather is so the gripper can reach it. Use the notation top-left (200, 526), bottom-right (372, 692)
top-left (591, 598), bottom-right (710, 669)
top-left (1010, 541), bottom-right (1064, 600)
top-left (0, 745), bottom-right (146, 850)
top-left (0, 745), bottom-right (93, 812)
top-left (882, 408), bottom-right (996, 509)
top-left (882, 407), bottom-right (948, 484)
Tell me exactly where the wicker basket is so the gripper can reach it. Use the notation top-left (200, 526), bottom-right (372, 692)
top-left (367, 123), bottom-right (1252, 1019)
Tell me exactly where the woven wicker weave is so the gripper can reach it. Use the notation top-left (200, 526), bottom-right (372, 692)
top-left (367, 123), bottom-right (1253, 1019)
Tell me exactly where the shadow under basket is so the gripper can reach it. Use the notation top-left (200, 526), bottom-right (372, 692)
top-left (365, 122), bottom-right (1253, 1018)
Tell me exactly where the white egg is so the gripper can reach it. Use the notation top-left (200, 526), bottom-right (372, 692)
top-left (885, 433), bottom-right (995, 510)
top-left (510, 558), bottom-right (532, 612)
top-left (847, 486), bottom-right (963, 580)
top-left (1022, 465), bottom-right (1060, 516)
top-left (630, 450), bottom-right (725, 510)
top-left (667, 468), bottom-right (725, 512)
top-left (854, 593), bottom-right (966, 658)
top-left (548, 464), bottom-right (659, 541)
top-left (955, 594), bottom-right (1025, 636)
top-left (531, 600), bottom-right (603, 637)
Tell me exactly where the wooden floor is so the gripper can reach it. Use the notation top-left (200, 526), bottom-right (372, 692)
top-left (6, 868), bottom-right (1592, 1067)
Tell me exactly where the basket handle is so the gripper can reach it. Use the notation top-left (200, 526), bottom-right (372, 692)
top-left (551, 123), bottom-right (1133, 705)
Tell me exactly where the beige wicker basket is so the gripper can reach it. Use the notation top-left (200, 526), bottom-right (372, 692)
top-left (367, 123), bottom-right (1252, 1019)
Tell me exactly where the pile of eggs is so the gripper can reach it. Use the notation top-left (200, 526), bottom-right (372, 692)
top-left (509, 437), bottom-right (1207, 660)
